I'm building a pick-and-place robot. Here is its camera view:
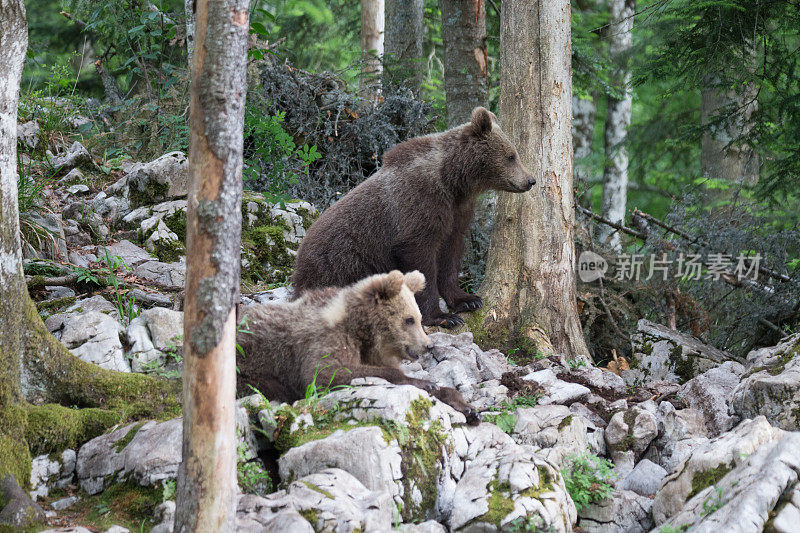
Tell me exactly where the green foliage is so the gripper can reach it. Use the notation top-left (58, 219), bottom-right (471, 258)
top-left (99, 249), bottom-right (139, 326)
top-left (484, 395), bottom-right (541, 434)
top-left (700, 486), bottom-right (726, 517)
top-left (561, 453), bottom-right (616, 511)
top-left (243, 105), bottom-right (320, 201)
top-left (236, 432), bottom-right (273, 495)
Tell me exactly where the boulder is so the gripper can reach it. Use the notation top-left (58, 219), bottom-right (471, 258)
top-left (125, 307), bottom-right (183, 372)
top-left (618, 458), bottom-right (667, 496)
top-left (134, 258), bottom-right (186, 287)
top-left (49, 141), bottom-right (94, 176)
top-left (731, 334), bottom-right (800, 431)
top-left (681, 361), bottom-right (744, 436)
top-left (30, 449), bottom-right (76, 500)
top-left (625, 319), bottom-right (736, 385)
top-left (605, 406), bottom-right (658, 459)
top-left (512, 404), bottom-right (593, 468)
top-left (652, 430), bottom-right (800, 533)
top-left (0, 474), bottom-right (45, 529)
top-left (114, 151), bottom-right (189, 207)
top-left (236, 469), bottom-right (392, 532)
top-left (651, 416), bottom-right (784, 524)
top-left (579, 489), bottom-right (653, 533)
top-left (522, 369), bottom-right (591, 406)
top-left (24, 212), bottom-right (67, 260)
top-left (46, 311), bottom-right (129, 372)
top-left (101, 240), bottom-right (153, 268)
top-left (17, 120), bottom-right (40, 149)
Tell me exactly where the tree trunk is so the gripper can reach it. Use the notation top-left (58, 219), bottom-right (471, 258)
top-left (174, 0), bottom-right (248, 530)
top-left (185, 0), bottom-right (195, 65)
top-left (701, 75), bottom-right (759, 190)
top-left (598, 0), bottom-right (634, 251)
top-left (440, 0), bottom-right (488, 128)
top-left (384, 0), bottom-right (424, 93)
top-left (573, 95), bottom-right (596, 205)
top-left (360, 0), bottom-right (384, 100)
top-left (479, 0), bottom-right (589, 359)
top-left (0, 0), bottom-right (31, 487)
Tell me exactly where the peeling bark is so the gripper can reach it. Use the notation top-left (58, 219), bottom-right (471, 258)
top-left (599, 0), bottom-right (634, 251)
top-left (174, 0), bottom-right (248, 530)
top-left (440, 0), bottom-right (488, 127)
top-left (384, 0), bottom-right (424, 93)
top-left (479, 0), bottom-right (589, 359)
top-left (360, 0), bottom-right (384, 101)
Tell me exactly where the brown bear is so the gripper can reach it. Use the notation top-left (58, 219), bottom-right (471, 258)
top-left (236, 270), bottom-right (479, 424)
top-left (291, 107), bottom-right (534, 328)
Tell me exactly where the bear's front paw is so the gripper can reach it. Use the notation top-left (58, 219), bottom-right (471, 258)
top-left (452, 295), bottom-right (484, 314)
top-left (427, 313), bottom-right (465, 329)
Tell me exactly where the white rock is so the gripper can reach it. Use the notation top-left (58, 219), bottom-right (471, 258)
top-left (619, 459), bottom-right (667, 496)
top-left (681, 361), bottom-right (744, 436)
top-left (512, 404), bottom-right (592, 468)
top-left (46, 311), bottom-right (129, 372)
top-left (579, 489), bottom-right (653, 533)
top-left (523, 369), bottom-right (591, 405)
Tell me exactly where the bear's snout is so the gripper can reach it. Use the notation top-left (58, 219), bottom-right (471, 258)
top-left (524, 176), bottom-right (536, 191)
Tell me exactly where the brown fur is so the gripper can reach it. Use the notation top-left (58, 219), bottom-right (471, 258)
top-left (236, 271), bottom-right (479, 423)
top-left (292, 107), bottom-right (535, 328)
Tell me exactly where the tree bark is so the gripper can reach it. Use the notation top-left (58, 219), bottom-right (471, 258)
top-left (573, 95), bottom-right (596, 204)
top-left (174, 0), bottom-right (248, 530)
top-left (384, 0), bottom-right (424, 94)
top-left (598, 0), bottom-right (634, 251)
top-left (185, 0), bottom-right (195, 65)
top-left (0, 0), bottom-right (31, 487)
top-left (479, 0), bottom-right (589, 359)
top-left (701, 75), bottom-right (759, 189)
top-left (440, 0), bottom-right (488, 128)
top-left (360, 0), bottom-right (384, 100)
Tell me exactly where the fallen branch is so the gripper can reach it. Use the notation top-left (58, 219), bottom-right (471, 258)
top-left (576, 205), bottom-right (648, 239)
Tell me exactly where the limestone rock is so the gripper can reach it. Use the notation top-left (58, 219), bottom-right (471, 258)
top-left (651, 416), bottom-right (784, 524)
top-left (652, 430), bottom-right (800, 533)
top-left (115, 151), bottom-right (189, 207)
top-left (0, 474), bottom-right (45, 529)
top-left (619, 458), bottom-right (667, 496)
top-left (681, 361), bottom-right (744, 436)
top-left (17, 120), bottom-right (40, 149)
top-left (512, 404), bottom-right (593, 468)
top-left (625, 319), bottom-right (735, 385)
top-left (46, 311), bottom-right (129, 372)
top-left (522, 369), bottom-right (591, 406)
top-left (579, 489), bottom-right (653, 533)
top-left (49, 141), bottom-right (94, 176)
top-left (124, 307), bottom-right (183, 372)
top-left (100, 240), bottom-right (153, 268)
top-left (605, 407), bottom-right (658, 458)
top-left (732, 334), bottom-right (800, 431)
top-left (134, 258), bottom-right (186, 287)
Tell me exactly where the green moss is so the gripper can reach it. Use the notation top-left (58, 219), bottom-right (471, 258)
top-left (301, 480), bottom-right (334, 499)
top-left (163, 210), bottom-right (187, 241)
top-left (557, 415), bottom-right (573, 431)
top-left (668, 345), bottom-right (696, 384)
top-left (0, 433), bottom-right (32, 493)
top-left (299, 508), bottom-right (319, 526)
top-left (688, 463), bottom-right (734, 499)
top-left (151, 238), bottom-right (185, 263)
top-left (273, 407), bottom-right (379, 454)
top-left (35, 296), bottom-right (77, 313)
top-left (114, 422), bottom-right (145, 452)
top-left (476, 478), bottom-right (515, 527)
top-left (129, 179), bottom-right (170, 208)
top-left (384, 398), bottom-right (449, 523)
top-left (64, 478), bottom-right (164, 531)
top-left (241, 224), bottom-right (295, 284)
top-left (25, 404), bottom-right (119, 456)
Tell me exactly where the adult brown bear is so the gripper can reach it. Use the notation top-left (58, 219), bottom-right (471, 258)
top-left (292, 107), bottom-right (534, 328)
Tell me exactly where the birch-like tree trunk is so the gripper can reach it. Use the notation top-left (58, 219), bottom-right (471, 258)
top-left (174, 0), bottom-right (248, 530)
top-left (573, 95), bottom-right (596, 203)
top-left (0, 0), bottom-right (31, 485)
top-left (480, 0), bottom-right (589, 359)
top-left (360, 0), bottom-right (384, 100)
top-left (598, 0), bottom-right (634, 251)
top-left (701, 75), bottom-right (759, 189)
top-left (440, 0), bottom-right (488, 127)
top-left (185, 0), bottom-right (195, 64)
top-left (384, 0), bottom-right (424, 93)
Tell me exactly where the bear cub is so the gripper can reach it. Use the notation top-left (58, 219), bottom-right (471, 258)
top-left (236, 270), bottom-right (478, 424)
top-left (292, 107), bottom-right (535, 328)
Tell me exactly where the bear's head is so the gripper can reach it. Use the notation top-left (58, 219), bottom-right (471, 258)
top-left (464, 107), bottom-right (536, 194)
top-left (356, 270), bottom-right (431, 366)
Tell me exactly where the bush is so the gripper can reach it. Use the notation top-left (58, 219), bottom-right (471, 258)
top-left (561, 453), bottom-right (616, 511)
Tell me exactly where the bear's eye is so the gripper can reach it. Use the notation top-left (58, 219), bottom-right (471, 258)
top-left (507, 154), bottom-right (516, 163)
top-left (404, 317), bottom-right (415, 326)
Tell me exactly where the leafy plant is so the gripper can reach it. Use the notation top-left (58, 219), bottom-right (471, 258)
top-left (100, 249), bottom-right (139, 326)
top-left (236, 431), bottom-right (272, 495)
top-left (301, 355), bottom-right (349, 407)
top-left (700, 486), bottom-right (726, 517)
top-left (561, 453), bottom-right (616, 511)
top-left (568, 358), bottom-right (587, 369)
top-left (161, 479), bottom-right (176, 503)
top-left (484, 395), bottom-right (541, 434)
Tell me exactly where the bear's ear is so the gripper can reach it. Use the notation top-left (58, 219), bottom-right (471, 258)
top-left (403, 271), bottom-right (426, 294)
top-left (469, 107), bottom-right (493, 137)
top-left (364, 270), bottom-right (404, 304)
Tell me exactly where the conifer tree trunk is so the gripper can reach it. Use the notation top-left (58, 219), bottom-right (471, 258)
top-left (440, 0), bottom-right (488, 127)
top-left (573, 96), bottom-right (596, 204)
top-left (360, 0), bottom-right (384, 100)
top-left (185, 0), bottom-right (195, 64)
top-left (598, 0), bottom-right (634, 251)
top-left (479, 0), bottom-right (589, 359)
top-left (174, 0), bottom-right (248, 530)
top-left (384, 0), bottom-right (424, 93)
